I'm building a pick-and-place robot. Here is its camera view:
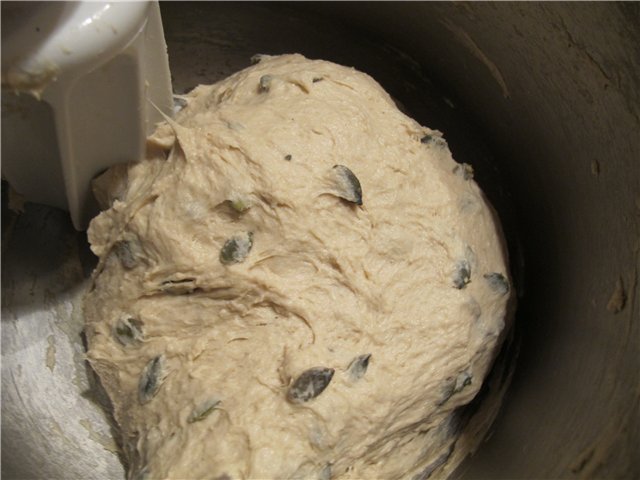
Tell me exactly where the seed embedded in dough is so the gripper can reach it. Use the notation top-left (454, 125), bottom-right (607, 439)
top-left (229, 196), bottom-right (251, 213)
top-left (454, 371), bottom-right (472, 392)
top-left (453, 163), bottom-right (474, 180)
top-left (483, 273), bottom-right (509, 295)
top-left (115, 241), bottom-right (137, 269)
top-left (420, 134), bottom-right (447, 147)
top-left (452, 260), bottom-right (471, 289)
top-left (250, 54), bottom-right (267, 65)
top-left (347, 354), bottom-right (372, 381)
top-left (173, 96), bottom-right (188, 114)
top-left (258, 75), bottom-right (273, 93)
top-left (287, 367), bottom-right (335, 404)
top-left (187, 398), bottom-right (221, 423)
top-left (114, 317), bottom-right (144, 346)
top-left (438, 370), bottom-right (472, 406)
top-left (331, 165), bottom-right (363, 205)
top-left (138, 355), bottom-right (168, 404)
top-left (220, 232), bottom-right (254, 265)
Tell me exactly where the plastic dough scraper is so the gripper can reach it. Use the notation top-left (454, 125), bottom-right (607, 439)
top-left (1, 1), bottom-right (173, 229)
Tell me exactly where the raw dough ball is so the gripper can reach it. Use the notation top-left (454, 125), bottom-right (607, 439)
top-left (84, 54), bottom-right (513, 480)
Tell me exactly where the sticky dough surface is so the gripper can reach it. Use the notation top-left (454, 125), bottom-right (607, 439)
top-left (84, 54), bottom-right (512, 480)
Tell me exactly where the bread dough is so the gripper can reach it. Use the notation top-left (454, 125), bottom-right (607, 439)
top-left (84, 54), bottom-right (513, 480)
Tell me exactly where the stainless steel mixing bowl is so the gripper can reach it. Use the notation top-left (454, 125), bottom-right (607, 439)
top-left (2, 3), bottom-right (638, 479)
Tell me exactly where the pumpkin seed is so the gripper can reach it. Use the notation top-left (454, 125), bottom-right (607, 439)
top-left (454, 371), bottom-right (472, 392)
top-left (438, 370), bottom-right (472, 406)
top-left (115, 241), bottom-right (137, 269)
top-left (229, 196), bottom-right (251, 213)
top-left (347, 354), bottom-right (371, 381)
top-left (138, 355), bottom-right (167, 404)
top-left (452, 260), bottom-right (471, 289)
top-left (250, 54), bottom-right (267, 64)
top-left (420, 134), bottom-right (446, 147)
top-left (188, 398), bottom-right (221, 423)
top-left (453, 163), bottom-right (474, 180)
top-left (173, 96), bottom-right (187, 114)
top-left (114, 317), bottom-right (144, 346)
top-left (483, 272), bottom-right (510, 295)
top-left (287, 367), bottom-right (335, 404)
top-left (259, 75), bottom-right (272, 93)
top-left (331, 165), bottom-right (363, 205)
top-left (284, 154), bottom-right (292, 161)
top-left (438, 380), bottom-right (455, 406)
top-left (225, 121), bottom-right (244, 131)
top-left (217, 89), bottom-right (233, 104)
top-left (220, 232), bottom-right (253, 265)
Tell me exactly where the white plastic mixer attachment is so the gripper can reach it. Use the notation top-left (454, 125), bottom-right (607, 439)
top-left (1, 1), bottom-right (173, 229)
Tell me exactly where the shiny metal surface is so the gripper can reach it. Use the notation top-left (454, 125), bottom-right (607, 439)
top-left (1, 204), bottom-right (124, 479)
top-left (2, 3), bottom-right (639, 479)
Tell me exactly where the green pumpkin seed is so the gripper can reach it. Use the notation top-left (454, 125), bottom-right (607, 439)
top-left (138, 355), bottom-right (167, 404)
top-left (229, 196), bottom-right (251, 213)
top-left (287, 367), bottom-right (335, 404)
top-left (188, 398), bottom-right (221, 423)
top-left (115, 241), bottom-right (137, 269)
top-left (452, 260), bottom-right (471, 289)
top-left (220, 232), bottom-right (253, 265)
top-left (259, 75), bottom-right (272, 93)
top-left (454, 371), bottom-right (472, 392)
top-left (483, 273), bottom-right (510, 295)
top-left (438, 371), bottom-right (472, 406)
top-left (453, 163), bottom-right (474, 180)
top-left (225, 121), bottom-right (244, 131)
top-left (331, 165), bottom-right (363, 205)
top-left (438, 381), bottom-right (455, 406)
top-left (250, 54), bottom-right (267, 64)
top-left (173, 96), bottom-right (188, 114)
top-left (347, 354), bottom-right (371, 381)
top-left (114, 317), bottom-right (144, 346)
top-left (420, 134), bottom-right (446, 147)
top-left (230, 200), bottom-right (250, 212)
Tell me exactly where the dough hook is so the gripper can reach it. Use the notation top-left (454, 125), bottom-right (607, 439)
top-left (1, 1), bottom-right (173, 229)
